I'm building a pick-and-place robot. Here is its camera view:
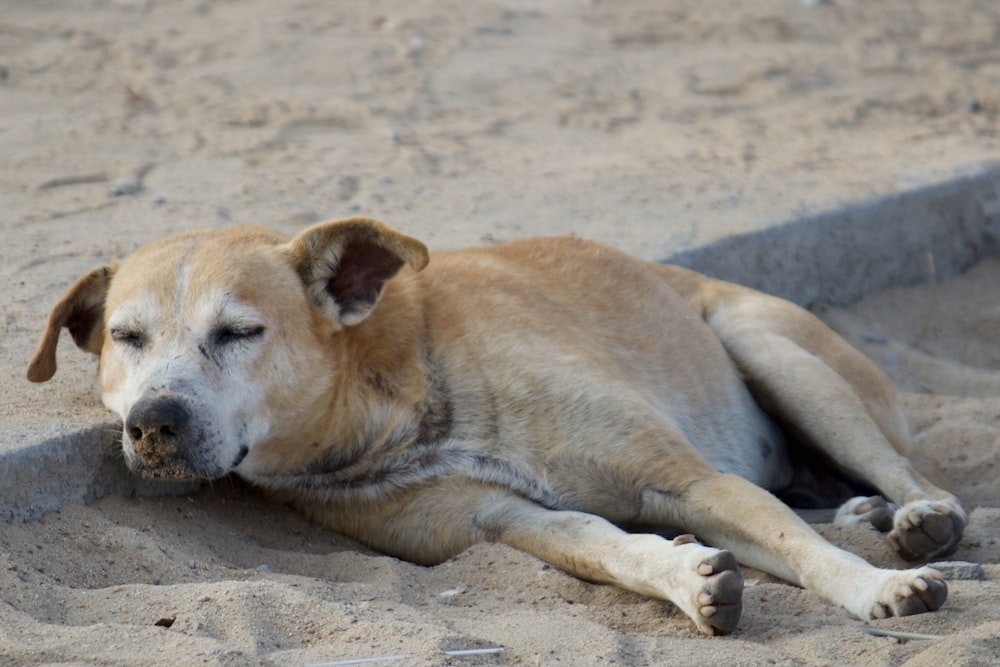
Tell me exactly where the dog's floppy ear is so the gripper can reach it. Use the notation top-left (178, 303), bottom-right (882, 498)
top-left (27, 264), bottom-right (117, 383)
top-left (286, 217), bottom-right (429, 327)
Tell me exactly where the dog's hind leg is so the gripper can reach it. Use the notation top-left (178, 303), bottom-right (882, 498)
top-left (638, 469), bottom-right (947, 622)
top-left (681, 272), bottom-right (966, 560)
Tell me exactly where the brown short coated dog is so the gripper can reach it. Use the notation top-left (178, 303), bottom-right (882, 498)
top-left (28, 217), bottom-right (967, 635)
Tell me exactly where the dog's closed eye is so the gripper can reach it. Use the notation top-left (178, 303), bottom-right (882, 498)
top-left (110, 327), bottom-right (146, 349)
top-left (210, 324), bottom-right (265, 347)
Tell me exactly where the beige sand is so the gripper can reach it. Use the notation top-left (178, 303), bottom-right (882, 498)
top-left (3, 1), bottom-right (1000, 664)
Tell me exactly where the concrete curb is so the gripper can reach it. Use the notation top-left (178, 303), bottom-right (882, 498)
top-left (4, 163), bottom-right (1000, 522)
top-left (665, 163), bottom-right (1000, 307)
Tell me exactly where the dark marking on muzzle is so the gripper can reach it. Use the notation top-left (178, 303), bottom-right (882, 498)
top-left (232, 445), bottom-right (249, 468)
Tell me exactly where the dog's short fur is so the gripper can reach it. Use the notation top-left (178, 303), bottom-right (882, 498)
top-left (29, 218), bottom-right (967, 635)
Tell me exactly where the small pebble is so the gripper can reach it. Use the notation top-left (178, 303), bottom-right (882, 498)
top-left (406, 36), bottom-right (425, 55)
top-left (931, 561), bottom-right (986, 581)
top-left (862, 332), bottom-right (888, 345)
top-left (108, 178), bottom-right (143, 197)
top-left (964, 97), bottom-right (982, 113)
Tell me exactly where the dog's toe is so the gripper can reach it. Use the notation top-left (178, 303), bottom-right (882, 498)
top-left (695, 549), bottom-right (743, 635)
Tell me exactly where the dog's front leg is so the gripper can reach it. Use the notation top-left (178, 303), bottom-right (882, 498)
top-left (475, 495), bottom-right (744, 635)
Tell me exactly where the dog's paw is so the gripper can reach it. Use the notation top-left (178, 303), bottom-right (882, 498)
top-left (673, 535), bottom-right (743, 635)
top-left (866, 567), bottom-right (947, 619)
top-left (887, 500), bottom-right (966, 560)
top-left (834, 495), bottom-right (897, 532)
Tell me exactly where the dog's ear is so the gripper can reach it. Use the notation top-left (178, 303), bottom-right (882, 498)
top-left (27, 264), bottom-right (116, 383)
top-left (286, 217), bottom-right (429, 327)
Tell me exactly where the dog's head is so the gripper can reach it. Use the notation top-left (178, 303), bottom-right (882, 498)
top-left (27, 217), bottom-right (428, 481)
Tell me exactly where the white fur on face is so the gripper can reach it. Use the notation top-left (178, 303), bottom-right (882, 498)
top-left (101, 285), bottom-right (275, 477)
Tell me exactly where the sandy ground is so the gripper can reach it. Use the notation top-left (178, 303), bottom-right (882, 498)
top-left (3, 0), bottom-right (1000, 665)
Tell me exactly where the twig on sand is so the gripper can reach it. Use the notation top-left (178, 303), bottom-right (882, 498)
top-left (38, 162), bottom-right (157, 196)
top-left (306, 655), bottom-right (409, 666)
top-left (864, 627), bottom-right (942, 641)
top-left (444, 648), bottom-right (505, 656)
top-left (38, 172), bottom-right (108, 190)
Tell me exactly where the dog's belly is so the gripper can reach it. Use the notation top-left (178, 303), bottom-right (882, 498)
top-left (435, 336), bottom-right (794, 508)
top-left (672, 395), bottom-right (792, 491)
top-left (421, 240), bottom-right (800, 504)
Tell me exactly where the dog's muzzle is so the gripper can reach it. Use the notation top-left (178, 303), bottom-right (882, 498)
top-left (124, 393), bottom-right (208, 479)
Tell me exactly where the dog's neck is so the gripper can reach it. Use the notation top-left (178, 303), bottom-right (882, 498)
top-left (251, 270), bottom-right (439, 485)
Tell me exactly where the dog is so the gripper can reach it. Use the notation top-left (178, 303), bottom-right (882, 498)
top-left (28, 217), bottom-right (967, 635)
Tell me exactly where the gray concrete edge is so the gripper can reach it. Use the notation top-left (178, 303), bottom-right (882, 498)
top-left (663, 163), bottom-right (1000, 307)
top-left (4, 163), bottom-right (1000, 522)
top-left (0, 423), bottom-right (200, 523)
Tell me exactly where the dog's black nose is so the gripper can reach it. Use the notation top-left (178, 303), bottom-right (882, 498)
top-left (125, 394), bottom-right (191, 465)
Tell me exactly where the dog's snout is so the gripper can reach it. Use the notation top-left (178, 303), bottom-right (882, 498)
top-left (125, 395), bottom-right (191, 464)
